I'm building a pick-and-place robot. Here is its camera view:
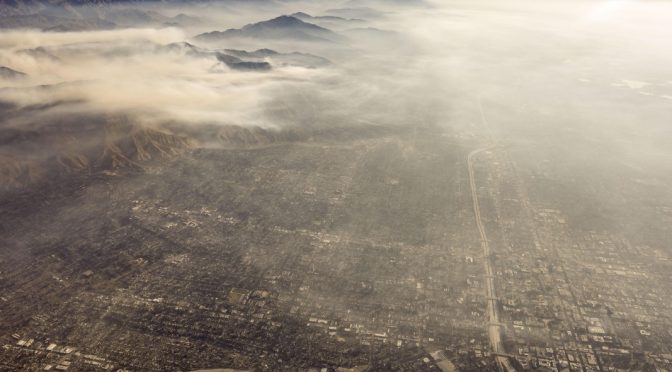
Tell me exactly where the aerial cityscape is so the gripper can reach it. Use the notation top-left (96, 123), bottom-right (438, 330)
top-left (1, 0), bottom-right (671, 371)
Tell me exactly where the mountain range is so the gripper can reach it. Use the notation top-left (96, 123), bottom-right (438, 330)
top-left (195, 15), bottom-right (344, 43)
top-left (0, 3), bottom-right (202, 30)
top-left (161, 42), bottom-right (331, 70)
top-left (223, 48), bottom-right (331, 69)
top-left (0, 113), bottom-right (192, 190)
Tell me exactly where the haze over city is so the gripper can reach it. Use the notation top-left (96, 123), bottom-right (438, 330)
top-left (1, 0), bottom-right (671, 371)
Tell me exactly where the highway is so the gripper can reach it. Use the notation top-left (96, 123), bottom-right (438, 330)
top-left (467, 147), bottom-right (515, 372)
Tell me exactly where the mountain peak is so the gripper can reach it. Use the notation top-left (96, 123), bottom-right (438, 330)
top-left (247, 15), bottom-right (305, 28)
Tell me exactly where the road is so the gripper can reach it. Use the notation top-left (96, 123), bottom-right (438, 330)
top-left (467, 147), bottom-right (516, 372)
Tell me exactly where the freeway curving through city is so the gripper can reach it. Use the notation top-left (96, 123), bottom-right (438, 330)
top-left (467, 146), bottom-right (515, 372)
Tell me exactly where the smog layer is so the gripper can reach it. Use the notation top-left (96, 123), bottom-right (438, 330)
top-left (1, 0), bottom-right (672, 371)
